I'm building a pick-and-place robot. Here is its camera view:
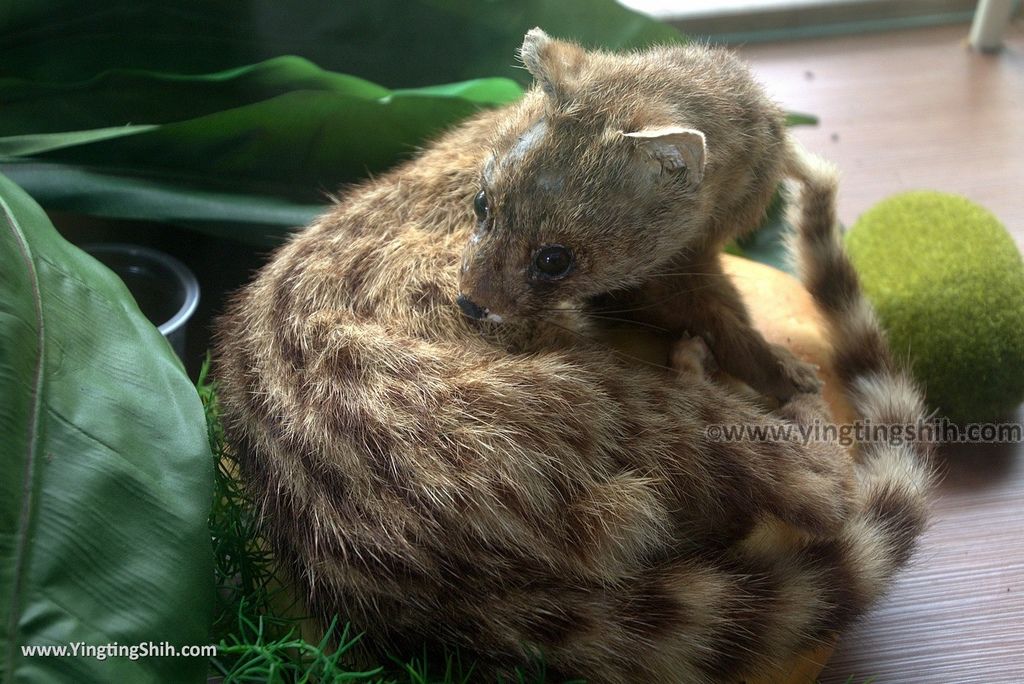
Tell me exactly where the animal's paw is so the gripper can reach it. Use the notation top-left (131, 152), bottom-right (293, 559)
top-left (671, 333), bottom-right (718, 378)
top-left (768, 343), bottom-right (823, 400)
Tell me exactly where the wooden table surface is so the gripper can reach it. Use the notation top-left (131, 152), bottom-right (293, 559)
top-left (741, 21), bottom-right (1024, 251)
top-left (739, 21), bottom-right (1024, 683)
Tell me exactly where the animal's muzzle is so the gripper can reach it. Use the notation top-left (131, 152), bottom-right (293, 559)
top-left (456, 293), bottom-right (488, 320)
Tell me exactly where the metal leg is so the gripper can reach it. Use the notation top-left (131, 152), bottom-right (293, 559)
top-left (969, 0), bottom-right (1017, 52)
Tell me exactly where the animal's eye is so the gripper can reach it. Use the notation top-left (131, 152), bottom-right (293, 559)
top-left (533, 245), bottom-right (574, 279)
top-left (473, 190), bottom-right (489, 222)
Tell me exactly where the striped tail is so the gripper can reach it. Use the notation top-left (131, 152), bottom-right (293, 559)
top-left (785, 140), bottom-right (936, 604)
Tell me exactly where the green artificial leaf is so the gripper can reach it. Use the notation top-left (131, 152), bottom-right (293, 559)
top-left (0, 56), bottom-right (523, 240)
top-left (731, 113), bottom-right (823, 272)
top-left (785, 111), bottom-right (819, 127)
top-left (0, 1), bottom-right (683, 242)
top-left (0, 1), bottom-right (682, 87)
top-left (0, 57), bottom-right (525, 200)
top-left (0, 161), bottom-right (323, 246)
top-left (735, 190), bottom-right (794, 273)
top-left (2, 1), bottom-right (822, 261)
top-left (0, 126), bottom-right (158, 157)
top-left (0, 173), bottom-right (214, 682)
top-left (0, 56), bottom-right (392, 137)
top-left (3, 87), bottom-right (519, 202)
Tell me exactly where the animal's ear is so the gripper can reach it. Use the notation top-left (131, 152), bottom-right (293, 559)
top-left (519, 27), bottom-right (587, 100)
top-left (622, 127), bottom-right (707, 184)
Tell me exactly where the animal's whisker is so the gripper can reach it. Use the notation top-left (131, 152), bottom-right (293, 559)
top-left (595, 284), bottom-right (721, 315)
top-left (586, 313), bottom-right (668, 332)
top-left (537, 281), bottom-right (720, 316)
top-left (641, 270), bottom-right (731, 279)
top-left (545, 311), bottom-right (670, 333)
top-left (542, 318), bottom-right (675, 374)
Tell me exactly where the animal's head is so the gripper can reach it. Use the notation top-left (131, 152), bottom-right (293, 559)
top-left (456, 28), bottom-right (710, 324)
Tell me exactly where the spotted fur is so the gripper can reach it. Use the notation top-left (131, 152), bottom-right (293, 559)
top-left (458, 30), bottom-right (822, 404)
top-left (213, 34), bottom-right (933, 684)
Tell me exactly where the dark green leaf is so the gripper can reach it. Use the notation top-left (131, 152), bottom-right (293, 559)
top-left (0, 172), bottom-right (214, 682)
top-left (0, 56), bottom-right (391, 136)
top-left (0, 1), bottom-right (683, 241)
top-left (0, 126), bottom-right (157, 156)
top-left (785, 111), bottom-right (819, 127)
top-left (0, 57), bottom-right (524, 210)
top-left (731, 114), bottom-right (823, 270)
top-left (9, 88), bottom-right (513, 199)
top-left (734, 190), bottom-right (795, 273)
top-left (0, 161), bottom-right (322, 245)
top-left (0, 1), bottom-right (683, 87)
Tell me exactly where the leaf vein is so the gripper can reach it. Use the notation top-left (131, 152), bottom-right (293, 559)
top-left (0, 192), bottom-right (47, 679)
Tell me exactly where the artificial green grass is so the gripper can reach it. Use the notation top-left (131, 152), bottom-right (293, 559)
top-left (197, 358), bottom-right (571, 684)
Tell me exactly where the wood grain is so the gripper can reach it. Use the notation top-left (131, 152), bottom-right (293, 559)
top-left (740, 21), bottom-right (1024, 249)
top-left (739, 22), bottom-right (1024, 683)
top-left (818, 435), bottom-right (1024, 683)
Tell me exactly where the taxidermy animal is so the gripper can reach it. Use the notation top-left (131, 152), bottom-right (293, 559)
top-left (457, 29), bottom-right (821, 403)
top-left (214, 29), bottom-right (933, 684)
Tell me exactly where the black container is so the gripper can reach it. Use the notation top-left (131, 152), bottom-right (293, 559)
top-left (83, 243), bottom-right (200, 360)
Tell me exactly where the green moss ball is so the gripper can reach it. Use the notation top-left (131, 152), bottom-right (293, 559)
top-left (846, 191), bottom-right (1024, 422)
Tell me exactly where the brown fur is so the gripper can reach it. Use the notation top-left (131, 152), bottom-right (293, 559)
top-left (213, 32), bottom-right (934, 683)
top-left (458, 30), bottom-right (821, 403)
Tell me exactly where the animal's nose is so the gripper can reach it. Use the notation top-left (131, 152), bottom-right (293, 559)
top-left (456, 294), bottom-right (487, 320)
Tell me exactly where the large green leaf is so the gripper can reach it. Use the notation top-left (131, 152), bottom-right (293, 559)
top-left (0, 57), bottom-right (389, 136)
top-left (1, 81), bottom-right (524, 203)
top-left (0, 173), bottom-right (214, 682)
top-left (0, 162), bottom-right (323, 246)
top-left (0, 78), bottom-right (815, 248)
top-left (0, 1), bottom-right (682, 87)
top-left (0, 57), bottom-right (523, 237)
top-left (0, 57), bottom-right (524, 199)
top-left (0, 1), bottom-right (683, 242)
